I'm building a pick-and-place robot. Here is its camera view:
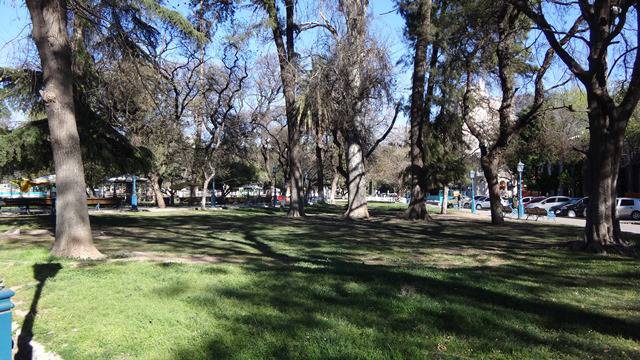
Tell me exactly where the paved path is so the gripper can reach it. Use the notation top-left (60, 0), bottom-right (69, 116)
top-left (459, 208), bottom-right (640, 234)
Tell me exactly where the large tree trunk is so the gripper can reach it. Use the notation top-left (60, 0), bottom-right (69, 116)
top-left (27, 0), bottom-right (102, 259)
top-left (201, 172), bottom-right (215, 209)
top-left (191, 6), bottom-right (206, 209)
top-left (345, 138), bottom-right (369, 219)
top-left (329, 170), bottom-right (339, 204)
top-left (188, 185), bottom-right (196, 206)
top-left (405, 0), bottom-right (432, 220)
top-left (288, 140), bottom-right (305, 216)
top-left (264, 0), bottom-right (305, 217)
top-left (282, 177), bottom-right (290, 209)
top-left (314, 130), bottom-right (325, 202)
top-left (583, 102), bottom-right (626, 251)
top-left (150, 173), bottom-right (166, 208)
top-left (440, 184), bottom-right (448, 215)
top-left (340, 0), bottom-right (370, 219)
top-left (481, 152), bottom-right (504, 225)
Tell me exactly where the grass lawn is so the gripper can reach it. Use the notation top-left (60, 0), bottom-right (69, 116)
top-left (1, 204), bottom-right (639, 359)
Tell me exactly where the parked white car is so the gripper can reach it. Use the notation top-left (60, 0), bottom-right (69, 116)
top-left (474, 196), bottom-right (509, 210)
top-left (526, 196), bottom-right (571, 211)
top-left (616, 198), bottom-right (640, 220)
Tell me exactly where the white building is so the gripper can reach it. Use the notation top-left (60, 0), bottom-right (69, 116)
top-left (463, 79), bottom-right (516, 198)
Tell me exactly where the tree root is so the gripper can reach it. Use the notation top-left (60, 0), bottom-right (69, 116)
top-left (566, 240), bottom-right (638, 257)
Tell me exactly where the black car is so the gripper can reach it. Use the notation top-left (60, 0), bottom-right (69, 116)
top-left (549, 197), bottom-right (579, 213)
top-left (554, 197), bottom-right (588, 217)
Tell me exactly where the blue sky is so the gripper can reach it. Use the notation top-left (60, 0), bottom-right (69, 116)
top-left (0, 0), bottom-right (413, 125)
top-left (1, 1), bottom-right (619, 121)
top-left (0, 1), bottom-right (409, 74)
top-left (0, 1), bottom-right (32, 67)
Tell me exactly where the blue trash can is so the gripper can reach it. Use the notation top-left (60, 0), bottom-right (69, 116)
top-left (0, 287), bottom-right (15, 359)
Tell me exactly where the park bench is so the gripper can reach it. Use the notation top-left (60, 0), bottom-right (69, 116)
top-left (524, 207), bottom-right (549, 220)
top-left (1, 197), bottom-right (122, 213)
top-left (0, 198), bottom-right (53, 207)
top-left (87, 197), bottom-right (122, 209)
top-left (0, 197), bottom-right (53, 214)
top-left (501, 205), bottom-right (517, 218)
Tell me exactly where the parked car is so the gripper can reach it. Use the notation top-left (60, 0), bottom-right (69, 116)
top-left (462, 195), bottom-right (485, 208)
top-left (567, 197), bottom-right (640, 219)
top-left (474, 196), bottom-right (509, 210)
top-left (521, 196), bottom-right (545, 206)
top-left (475, 196), bottom-right (490, 209)
top-left (616, 197), bottom-right (640, 220)
top-left (552, 197), bottom-right (585, 217)
top-left (526, 196), bottom-right (571, 211)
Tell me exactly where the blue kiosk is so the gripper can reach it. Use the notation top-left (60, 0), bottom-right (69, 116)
top-left (0, 285), bottom-right (15, 359)
top-left (106, 175), bottom-right (148, 211)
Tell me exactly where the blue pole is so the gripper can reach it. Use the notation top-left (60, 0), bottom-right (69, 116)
top-left (518, 171), bottom-right (524, 218)
top-left (131, 175), bottom-right (138, 211)
top-left (211, 178), bottom-right (216, 208)
top-left (471, 177), bottom-right (477, 214)
top-left (50, 185), bottom-right (56, 228)
top-left (0, 287), bottom-right (15, 359)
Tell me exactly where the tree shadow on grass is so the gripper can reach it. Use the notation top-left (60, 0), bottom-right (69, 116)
top-left (165, 254), bottom-right (639, 359)
top-left (4, 209), bottom-right (639, 358)
top-left (14, 263), bottom-right (62, 360)
top-left (155, 214), bottom-right (638, 358)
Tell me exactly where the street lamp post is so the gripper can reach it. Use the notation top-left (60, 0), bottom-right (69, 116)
top-left (50, 185), bottom-right (56, 228)
top-left (470, 170), bottom-right (477, 214)
top-left (517, 161), bottom-right (525, 219)
top-left (131, 175), bottom-right (138, 211)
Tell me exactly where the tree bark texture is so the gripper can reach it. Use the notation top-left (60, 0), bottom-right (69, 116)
top-left (287, 141), bottom-right (305, 216)
top-left (405, 0), bottom-right (432, 220)
top-left (150, 173), bottom-right (166, 208)
top-left (583, 95), bottom-right (626, 251)
top-left (201, 172), bottom-right (215, 209)
top-left (481, 152), bottom-right (504, 225)
top-left (27, 0), bottom-right (102, 259)
top-left (341, 0), bottom-right (370, 219)
top-left (440, 184), bottom-right (448, 214)
top-left (329, 170), bottom-right (339, 204)
top-left (264, 0), bottom-right (305, 217)
top-left (345, 138), bottom-right (369, 219)
top-left (313, 109), bottom-right (325, 202)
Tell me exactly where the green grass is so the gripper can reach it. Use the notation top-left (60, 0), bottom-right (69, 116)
top-left (1, 204), bottom-right (639, 359)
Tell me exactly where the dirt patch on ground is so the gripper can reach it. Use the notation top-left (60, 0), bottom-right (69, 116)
top-left (423, 248), bottom-right (510, 268)
top-left (1, 228), bottom-right (54, 247)
top-left (2, 228), bottom-right (53, 237)
top-left (109, 251), bottom-right (232, 264)
top-left (100, 251), bottom-right (278, 266)
top-left (362, 247), bottom-right (510, 269)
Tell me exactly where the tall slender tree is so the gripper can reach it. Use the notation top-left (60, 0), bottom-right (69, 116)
top-left (337, 0), bottom-right (371, 219)
top-left (260, 0), bottom-right (306, 217)
top-left (398, 0), bottom-right (434, 220)
top-left (455, 1), bottom-right (574, 224)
